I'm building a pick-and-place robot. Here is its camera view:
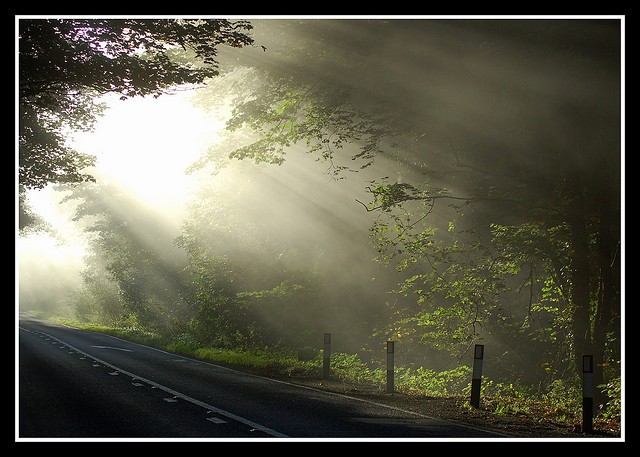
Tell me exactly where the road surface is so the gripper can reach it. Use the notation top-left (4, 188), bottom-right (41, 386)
top-left (18, 314), bottom-right (506, 440)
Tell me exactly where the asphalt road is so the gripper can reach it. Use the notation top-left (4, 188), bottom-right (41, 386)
top-left (17, 314), bottom-right (505, 440)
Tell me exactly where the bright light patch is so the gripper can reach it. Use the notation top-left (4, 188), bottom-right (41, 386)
top-left (18, 233), bottom-right (85, 266)
top-left (20, 89), bottom-right (228, 284)
top-left (70, 91), bottom-right (226, 213)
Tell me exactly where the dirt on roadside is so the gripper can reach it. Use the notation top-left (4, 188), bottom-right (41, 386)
top-left (268, 374), bottom-right (622, 440)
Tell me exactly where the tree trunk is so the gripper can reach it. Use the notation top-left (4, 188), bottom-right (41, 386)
top-left (592, 168), bottom-right (621, 410)
top-left (567, 180), bottom-right (593, 377)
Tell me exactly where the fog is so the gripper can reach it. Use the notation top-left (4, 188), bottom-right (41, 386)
top-left (18, 18), bottom-right (622, 370)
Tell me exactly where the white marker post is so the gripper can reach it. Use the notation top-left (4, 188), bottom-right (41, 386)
top-left (323, 333), bottom-right (331, 379)
top-left (582, 355), bottom-right (594, 433)
top-left (470, 344), bottom-right (484, 408)
top-left (386, 341), bottom-right (395, 393)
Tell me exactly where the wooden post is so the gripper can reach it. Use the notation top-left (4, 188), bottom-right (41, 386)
top-left (386, 340), bottom-right (395, 393)
top-left (323, 333), bottom-right (331, 379)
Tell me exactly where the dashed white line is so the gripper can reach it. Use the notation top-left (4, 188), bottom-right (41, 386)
top-left (90, 345), bottom-right (133, 352)
top-left (206, 417), bottom-right (227, 424)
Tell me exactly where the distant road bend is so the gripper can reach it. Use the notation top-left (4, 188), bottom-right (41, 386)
top-left (18, 314), bottom-right (506, 439)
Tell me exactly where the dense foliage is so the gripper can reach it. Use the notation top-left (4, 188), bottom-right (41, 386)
top-left (60, 182), bottom-right (192, 334)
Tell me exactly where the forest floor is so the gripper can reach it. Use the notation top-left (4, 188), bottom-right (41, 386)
top-left (240, 366), bottom-right (623, 440)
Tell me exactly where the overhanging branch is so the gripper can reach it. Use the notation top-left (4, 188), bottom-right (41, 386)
top-left (356, 192), bottom-right (560, 215)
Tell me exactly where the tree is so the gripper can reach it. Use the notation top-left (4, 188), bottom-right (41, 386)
top-left (191, 19), bottom-right (621, 399)
top-left (18, 185), bottom-right (49, 232)
top-left (189, 19), bottom-right (401, 178)
top-left (174, 170), bottom-right (365, 349)
top-left (18, 18), bottom-right (254, 227)
top-left (61, 181), bottom-right (192, 334)
top-left (356, 20), bottom-right (621, 403)
top-left (66, 263), bottom-right (123, 326)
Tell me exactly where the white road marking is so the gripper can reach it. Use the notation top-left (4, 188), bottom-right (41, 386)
top-left (132, 382), bottom-right (144, 387)
top-left (206, 417), bottom-right (227, 424)
top-left (163, 398), bottom-right (178, 403)
top-left (22, 322), bottom-right (510, 439)
top-left (27, 327), bottom-right (288, 438)
top-left (90, 345), bottom-right (133, 352)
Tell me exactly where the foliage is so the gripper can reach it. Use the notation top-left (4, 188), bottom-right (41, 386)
top-left (395, 365), bottom-right (472, 396)
top-left (190, 22), bottom-right (400, 179)
top-left (175, 190), bottom-right (296, 348)
top-left (192, 347), bottom-right (305, 371)
top-left (477, 377), bottom-right (625, 429)
top-left (55, 318), bottom-right (170, 348)
top-left (185, 293), bottom-right (255, 348)
top-left (174, 169), bottom-right (386, 350)
top-left (362, 160), bottom-right (621, 392)
top-left (18, 18), bottom-right (255, 231)
top-left (60, 182), bottom-right (192, 335)
top-left (221, 70), bottom-right (398, 177)
top-left (65, 266), bottom-right (123, 325)
top-left (328, 352), bottom-right (380, 385)
top-left (598, 375), bottom-right (622, 421)
top-left (18, 188), bottom-right (51, 235)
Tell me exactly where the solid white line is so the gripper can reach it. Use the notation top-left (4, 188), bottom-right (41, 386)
top-left (22, 327), bottom-right (288, 438)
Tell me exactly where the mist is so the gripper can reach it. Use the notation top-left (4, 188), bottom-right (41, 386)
top-left (18, 18), bottom-right (622, 382)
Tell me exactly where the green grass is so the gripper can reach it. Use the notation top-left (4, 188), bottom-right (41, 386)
top-left (54, 318), bottom-right (170, 347)
top-left (58, 318), bottom-right (320, 377)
